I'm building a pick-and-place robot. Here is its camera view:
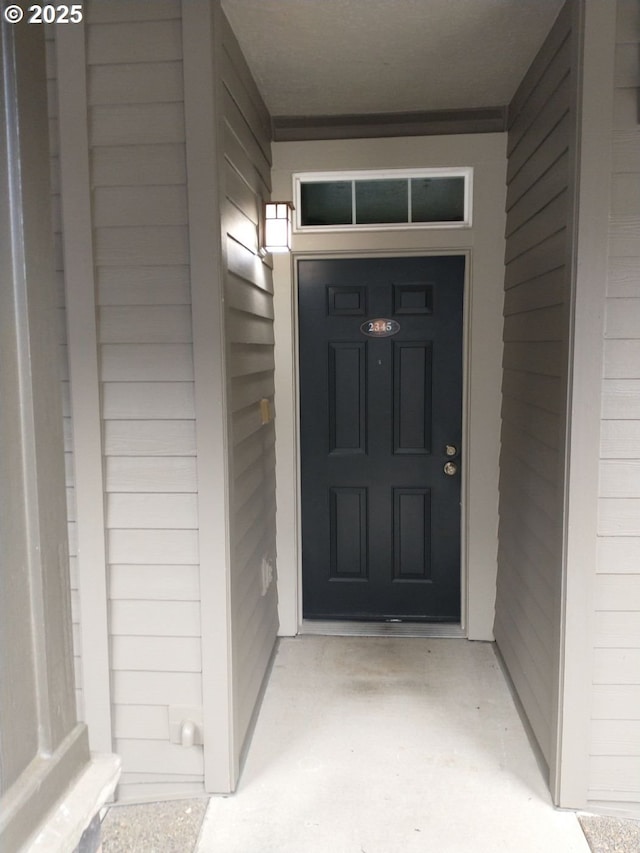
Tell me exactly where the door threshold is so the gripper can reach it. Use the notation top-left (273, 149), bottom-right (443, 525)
top-left (300, 620), bottom-right (466, 638)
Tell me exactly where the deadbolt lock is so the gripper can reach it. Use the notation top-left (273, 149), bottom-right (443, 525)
top-left (443, 461), bottom-right (458, 476)
top-left (445, 444), bottom-right (458, 457)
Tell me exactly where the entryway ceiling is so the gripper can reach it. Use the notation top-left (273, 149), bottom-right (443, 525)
top-left (221, 0), bottom-right (565, 117)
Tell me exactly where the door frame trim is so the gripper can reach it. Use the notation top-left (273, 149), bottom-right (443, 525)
top-left (289, 250), bottom-right (471, 636)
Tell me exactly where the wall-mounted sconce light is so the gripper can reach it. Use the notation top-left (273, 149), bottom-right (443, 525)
top-left (262, 201), bottom-right (294, 254)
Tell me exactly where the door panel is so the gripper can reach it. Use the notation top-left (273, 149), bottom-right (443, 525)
top-left (299, 256), bottom-right (464, 621)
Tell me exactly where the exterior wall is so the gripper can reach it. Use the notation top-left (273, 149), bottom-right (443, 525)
top-left (52, 0), bottom-right (277, 798)
top-left (0, 19), bottom-right (94, 848)
top-left (45, 26), bottom-right (83, 721)
top-left (590, 0), bottom-right (640, 817)
top-left (84, 0), bottom-right (202, 801)
top-left (494, 1), bottom-right (577, 770)
top-left (272, 134), bottom-right (507, 640)
top-left (219, 14), bottom-right (279, 761)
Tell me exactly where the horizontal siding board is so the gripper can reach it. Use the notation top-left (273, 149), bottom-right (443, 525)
top-left (598, 537), bottom-right (640, 573)
top-left (501, 396), bottom-right (561, 448)
top-left (231, 405), bottom-right (265, 447)
top-left (494, 580), bottom-right (553, 693)
top-left (91, 102), bottom-right (185, 146)
top-left (87, 0), bottom-right (180, 24)
top-left (221, 13), bottom-right (271, 137)
top-left (609, 217), bottom-right (640, 257)
top-left (222, 49), bottom-right (271, 152)
top-left (500, 422), bottom-right (559, 482)
top-left (92, 144), bottom-right (187, 187)
top-left (600, 420), bottom-right (640, 458)
top-left (588, 757), bottom-right (640, 797)
top-left (614, 86), bottom-right (639, 131)
top-left (234, 428), bottom-right (275, 482)
top-left (494, 619), bottom-right (552, 762)
top-left (592, 685), bottom-right (640, 719)
top-left (499, 471), bottom-right (561, 539)
top-left (613, 130), bottom-right (640, 172)
top-left (601, 380), bottom-right (640, 419)
top-left (94, 186), bottom-right (188, 227)
top-left (94, 225), bottom-right (189, 267)
top-left (599, 460), bottom-right (640, 497)
top-left (504, 191), bottom-right (568, 262)
top-left (226, 273), bottom-right (274, 319)
top-left (87, 21), bottom-right (182, 65)
top-left (227, 309), bottom-right (274, 346)
top-left (234, 481), bottom-right (272, 546)
top-left (233, 460), bottom-right (274, 513)
top-left (506, 115), bottom-right (571, 211)
top-left (507, 35), bottom-right (571, 155)
top-left (113, 705), bottom-right (170, 740)
top-left (502, 368), bottom-right (563, 414)
top-left (224, 199), bottom-right (259, 254)
top-left (598, 498), bottom-right (640, 535)
top-left (112, 671), bottom-right (201, 706)
top-left (507, 0), bottom-right (572, 123)
top-left (224, 125), bottom-right (270, 197)
top-left (88, 61), bottom-right (184, 105)
top-left (104, 420), bottom-right (196, 456)
top-left (224, 89), bottom-right (271, 182)
top-left (502, 341), bottom-right (564, 376)
top-left (105, 457), bottom-right (197, 493)
top-left (111, 636), bottom-right (201, 672)
top-left (97, 266), bottom-right (191, 306)
top-left (225, 161), bottom-right (260, 225)
top-left (503, 304), bottom-right (565, 342)
top-left (115, 740), bottom-right (203, 776)
top-left (110, 600), bottom-right (201, 637)
top-left (614, 43), bottom-right (640, 87)
top-left (610, 173), bottom-right (640, 216)
top-left (593, 648), bottom-right (640, 684)
top-left (230, 373), bottom-right (275, 414)
top-left (604, 340), bottom-right (640, 378)
top-left (505, 151), bottom-right (568, 229)
top-left (110, 564), bottom-right (199, 601)
top-left (594, 574), bottom-right (640, 611)
top-left (605, 297), bottom-right (640, 338)
top-left (107, 493), bottom-right (198, 529)
top-left (595, 611), bottom-right (640, 648)
top-left (507, 75), bottom-right (572, 183)
top-left (495, 544), bottom-right (555, 660)
top-left (116, 781), bottom-right (204, 802)
top-left (504, 231), bottom-right (567, 290)
top-left (99, 306), bottom-right (192, 344)
top-left (591, 720), bottom-right (640, 756)
top-left (102, 382), bottom-right (195, 419)
top-left (101, 343), bottom-right (193, 381)
top-left (108, 529), bottom-right (198, 564)
top-left (226, 237), bottom-right (272, 291)
top-left (229, 344), bottom-right (275, 378)
top-left (498, 501), bottom-right (559, 591)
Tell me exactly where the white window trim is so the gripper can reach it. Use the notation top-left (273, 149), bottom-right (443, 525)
top-left (293, 167), bottom-right (474, 232)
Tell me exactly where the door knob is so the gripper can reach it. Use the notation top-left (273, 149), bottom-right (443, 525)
top-left (445, 444), bottom-right (458, 457)
top-left (443, 461), bottom-right (458, 476)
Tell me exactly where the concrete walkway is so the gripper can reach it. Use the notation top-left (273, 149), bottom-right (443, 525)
top-left (196, 636), bottom-right (591, 853)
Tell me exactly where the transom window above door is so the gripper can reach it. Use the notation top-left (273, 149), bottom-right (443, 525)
top-left (294, 168), bottom-right (473, 232)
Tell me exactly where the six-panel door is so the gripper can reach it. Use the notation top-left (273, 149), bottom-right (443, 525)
top-left (299, 256), bottom-right (464, 621)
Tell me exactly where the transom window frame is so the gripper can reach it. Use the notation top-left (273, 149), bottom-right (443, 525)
top-left (293, 167), bottom-right (474, 233)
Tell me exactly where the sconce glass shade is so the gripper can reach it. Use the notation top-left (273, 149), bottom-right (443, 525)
top-left (264, 201), bottom-right (293, 253)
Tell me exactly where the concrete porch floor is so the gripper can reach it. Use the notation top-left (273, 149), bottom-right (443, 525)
top-left (101, 636), bottom-right (639, 852)
top-left (199, 635), bottom-right (588, 852)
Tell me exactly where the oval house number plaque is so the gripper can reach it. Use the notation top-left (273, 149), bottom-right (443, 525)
top-left (360, 318), bottom-right (400, 338)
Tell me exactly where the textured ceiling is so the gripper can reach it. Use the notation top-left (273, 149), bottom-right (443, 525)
top-left (221, 0), bottom-right (565, 117)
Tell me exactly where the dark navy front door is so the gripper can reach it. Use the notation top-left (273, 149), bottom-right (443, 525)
top-left (299, 256), bottom-right (464, 621)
